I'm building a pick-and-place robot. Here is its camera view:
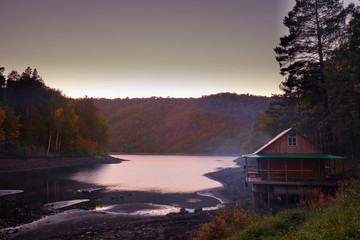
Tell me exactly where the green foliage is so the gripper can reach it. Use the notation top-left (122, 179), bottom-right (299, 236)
top-left (274, 0), bottom-right (347, 96)
top-left (0, 67), bottom-right (110, 157)
top-left (95, 93), bottom-right (271, 154)
top-left (227, 210), bottom-right (308, 240)
top-left (273, 0), bottom-right (351, 153)
top-left (227, 181), bottom-right (360, 240)
top-left (274, 189), bottom-right (360, 240)
top-left (241, 96), bottom-right (299, 152)
top-left (0, 67), bottom-right (5, 88)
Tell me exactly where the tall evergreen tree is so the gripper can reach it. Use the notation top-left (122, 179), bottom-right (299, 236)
top-left (0, 67), bottom-right (6, 105)
top-left (274, 0), bottom-right (349, 153)
top-left (324, 5), bottom-right (360, 157)
top-left (0, 67), bottom-right (5, 88)
top-left (275, 0), bottom-right (347, 96)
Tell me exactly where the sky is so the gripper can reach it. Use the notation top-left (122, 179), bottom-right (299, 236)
top-left (1, 0), bottom-right (358, 99)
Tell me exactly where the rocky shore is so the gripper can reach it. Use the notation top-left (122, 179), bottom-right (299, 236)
top-left (0, 156), bottom-right (252, 240)
top-left (1, 208), bottom-right (215, 240)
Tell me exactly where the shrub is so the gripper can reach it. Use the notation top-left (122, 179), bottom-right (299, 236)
top-left (299, 187), bottom-right (326, 212)
top-left (193, 202), bottom-right (260, 240)
top-left (276, 193), bottom-right (360, 240)
top-left (228, 209), bottom-right (308, 240)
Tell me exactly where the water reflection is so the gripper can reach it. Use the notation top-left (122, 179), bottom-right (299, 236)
top-left (0, 155), bottom-right (239, 220)
top-left (71, 155), bottom-right (239, 193)
top-left (0, 165), bottom-right (101, 219)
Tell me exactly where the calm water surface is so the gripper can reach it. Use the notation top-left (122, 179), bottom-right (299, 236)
top-left (71, 154), bottom-right (239, 193)
top-left (0, 155), bottom-right (239, 218)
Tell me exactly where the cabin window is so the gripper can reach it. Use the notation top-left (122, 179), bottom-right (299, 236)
top-left (288, 132), bottom-right (297, 146)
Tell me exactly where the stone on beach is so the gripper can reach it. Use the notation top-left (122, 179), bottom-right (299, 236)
top-left (43, 199), bottom-right (90, 210)
top-left (0, 190), bottom-right (23, 197)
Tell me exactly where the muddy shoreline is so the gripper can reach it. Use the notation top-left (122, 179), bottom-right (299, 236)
top-left (0, 156), bottom-right (123, 173)
top-left (0, 156), bottom-right (251, 240)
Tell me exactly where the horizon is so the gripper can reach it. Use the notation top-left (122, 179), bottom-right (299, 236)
top-left (1, 0), bottom-right (357, 99)
top-left (91, 91), bottom-right (272, 100)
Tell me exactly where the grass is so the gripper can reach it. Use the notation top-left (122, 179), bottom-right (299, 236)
top-left (226, 181), bottom-right (360, 240)
top-left (273, 193), bottom-right (360, 240)
top-left (194, 180), bottom-right (360, 240)
top-left (226, 209), bottom-right (308, 240)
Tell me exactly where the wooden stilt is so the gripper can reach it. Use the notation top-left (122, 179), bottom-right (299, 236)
top-left (267, 185), bottom-right (271, 210)
top-left (252, 191), bottom-right (256, 208)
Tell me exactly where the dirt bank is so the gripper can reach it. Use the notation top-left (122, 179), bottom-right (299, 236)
top-left (0, 156), bottom-right (123, 173)
top-left (1, 208), bottom-right (214, 240)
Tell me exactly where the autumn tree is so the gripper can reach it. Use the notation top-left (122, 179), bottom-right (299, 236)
top-left (94, 94), bottom-right (270, 154)
top-left (0, 67), bottom-right (111, 157)
top-left (74, 98), bottom-right (111, 156)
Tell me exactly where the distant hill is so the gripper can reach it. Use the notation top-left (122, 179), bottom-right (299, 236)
top-left (94, 93), bottom-right (272, 154)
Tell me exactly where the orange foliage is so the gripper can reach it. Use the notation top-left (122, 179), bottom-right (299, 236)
top-left (82, 138), bottom-right (96, 155)
top-left (299, 187), bottom-right (326, 212)
top-left (94, 93), bottom-right (271, 154)
top-left (54, 107), bottom-right (63, 117)
top-left (193, 202), bottom-right (260, 240)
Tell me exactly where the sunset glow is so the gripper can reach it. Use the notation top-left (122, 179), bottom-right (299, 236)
top-left (1, 0), bottom-right (357, 98)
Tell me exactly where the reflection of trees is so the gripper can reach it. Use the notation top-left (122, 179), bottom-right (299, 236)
top-left (45, 180), bottom-right (60, 202)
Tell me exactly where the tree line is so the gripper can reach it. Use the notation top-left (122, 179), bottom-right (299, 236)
top-left (244, 0), bottom-right (360, 159)
top-left (95, 93), bottom-right (271, 154)
top-left (0, 67), bottom-right (110, 158)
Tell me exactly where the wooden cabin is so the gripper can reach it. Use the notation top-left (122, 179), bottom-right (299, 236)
top-left (242, 128), bottom-right (344, 209)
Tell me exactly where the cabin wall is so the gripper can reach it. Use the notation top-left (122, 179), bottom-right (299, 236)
top-left (260, 133), bottom-right (322, 154)
top-left (258, 158), bottom-right (323, 182)
top-left (247, 129), bottom-right (339, 210)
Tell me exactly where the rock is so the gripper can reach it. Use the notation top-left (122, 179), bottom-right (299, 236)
top-left (166, 212), bottom-right (177, 217)
top-left (7, 228), bottom-right (18, 234)
top-left (194, 207), bottom-right (203, 213)
top-left (36, 202), bottom-right (43, 208)
top-left (179, 208), bottom-right (189, 214)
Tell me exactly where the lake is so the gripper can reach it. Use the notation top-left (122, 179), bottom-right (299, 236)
top-left (0, 155), bottom-right (240, 217)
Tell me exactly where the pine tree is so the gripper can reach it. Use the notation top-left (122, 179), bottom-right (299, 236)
top-left (275, 0), bottom-right (347, 97)
top-left (274, 0), bottom-right (349, 153)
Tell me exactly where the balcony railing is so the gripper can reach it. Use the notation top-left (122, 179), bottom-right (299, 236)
top-left (246, 165), bottom-right (324, 182)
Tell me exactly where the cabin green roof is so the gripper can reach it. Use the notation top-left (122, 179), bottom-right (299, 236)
top-left (242, 153), bottom-right (344, 159)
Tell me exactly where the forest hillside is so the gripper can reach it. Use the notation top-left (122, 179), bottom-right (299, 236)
top-left (95, 93), bottom-right (272, 154)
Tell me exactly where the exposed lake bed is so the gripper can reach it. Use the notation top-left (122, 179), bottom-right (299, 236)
top-left (0, 155), bottom-right (251, 239)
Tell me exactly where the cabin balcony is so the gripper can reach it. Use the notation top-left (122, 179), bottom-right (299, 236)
top-left (246, 168), bottom-right (339, 186)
